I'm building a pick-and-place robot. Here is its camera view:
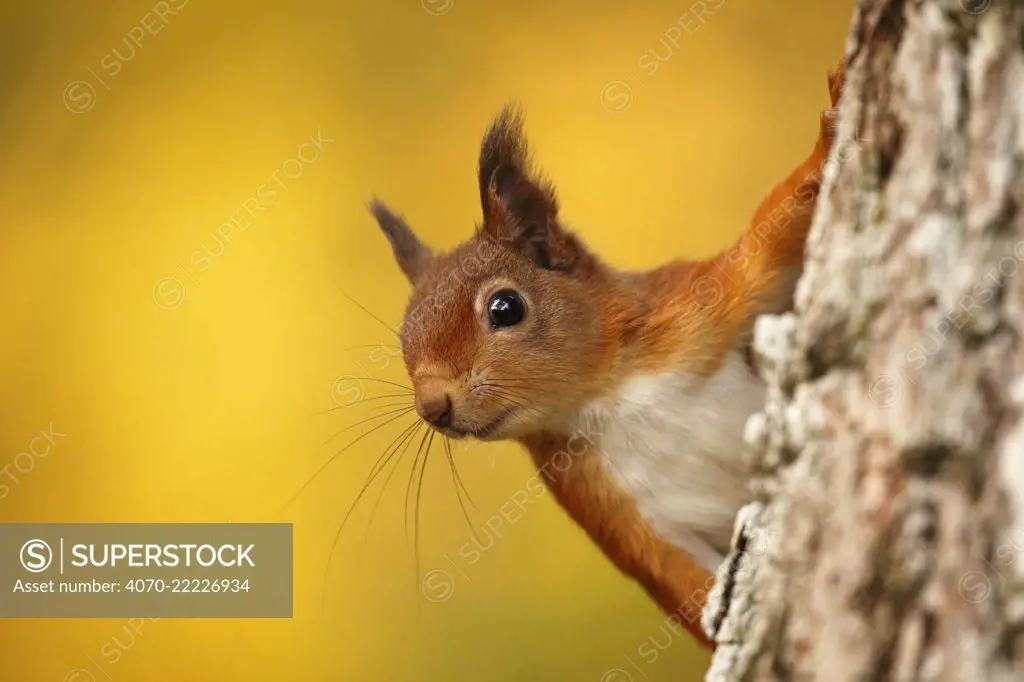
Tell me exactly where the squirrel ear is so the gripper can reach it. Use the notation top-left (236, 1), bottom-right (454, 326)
top-left (368, 198), bottom-right (433, 283)
top-left (477, 106), bottom-right (577, 271)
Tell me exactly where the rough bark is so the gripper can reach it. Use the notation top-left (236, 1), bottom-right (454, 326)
top-left (703, 1), bottom-right (1024, 681)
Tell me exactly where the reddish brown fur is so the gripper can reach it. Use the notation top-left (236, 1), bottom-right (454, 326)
top-left (370, 61), bottom-right (845, 651)
top-left (523, 431), bottom-right (719, 648)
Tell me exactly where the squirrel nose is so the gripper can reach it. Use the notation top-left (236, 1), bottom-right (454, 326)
top-left (417, 392), bottom-right (453, 428)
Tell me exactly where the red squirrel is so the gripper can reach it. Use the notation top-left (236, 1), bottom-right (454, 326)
top-left (368, 61), bottom-right (845, 649)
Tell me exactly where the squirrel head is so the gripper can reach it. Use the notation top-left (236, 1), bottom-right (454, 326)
top-left (369, 105), bottom-right (618, 441)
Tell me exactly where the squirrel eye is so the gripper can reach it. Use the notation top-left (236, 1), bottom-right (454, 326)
top-left (487, 289), bottom-right (525, 329)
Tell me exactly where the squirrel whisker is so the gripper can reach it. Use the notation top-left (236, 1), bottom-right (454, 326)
top-left (321, 414), bottom-right (423, 612)
top-left (313, 391), bottom-right (413, 416)
top-left (349, 376), bottom-right (414, 393)
top-left (331, 406), bottom-right (417, 441)
top-left (444, 436), bottom-right (479, 517)
top-left (339, 285), bottom-right (401, 337)
top-left (361, 421), bottom-right (426, 546)
top-left (412, 430), bottom-right (437, 589)
top-left (404, 428), bottom-right (433, 548)
top-left (281, 408), bottom-right (417, 515)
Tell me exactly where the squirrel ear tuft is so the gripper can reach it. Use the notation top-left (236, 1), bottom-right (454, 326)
top-left (477, 105), bottom-right (577, 271)
top-left (368, 198), bottom-right (433, 283)
top-left (478, 103), bottom-right (531, 224)
top-left (477, 104), bottom-right (560, 222)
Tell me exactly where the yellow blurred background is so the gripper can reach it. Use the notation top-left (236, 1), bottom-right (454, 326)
top-left (0, 0), bottom-right (852, 679)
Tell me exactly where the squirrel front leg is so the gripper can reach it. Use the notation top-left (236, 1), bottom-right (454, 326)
top-left (650, 61), bottom-right (846, 375)
top-left (715, 61), bottom-right (845, 319)
top-left (522, 433), bottom-right (717, 650)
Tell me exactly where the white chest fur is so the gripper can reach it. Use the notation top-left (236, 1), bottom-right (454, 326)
top-left (563, 352), bottom-right (765, 573)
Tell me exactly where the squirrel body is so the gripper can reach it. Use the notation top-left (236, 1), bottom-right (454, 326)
top-left (369, 62), bottom-right (845, 651)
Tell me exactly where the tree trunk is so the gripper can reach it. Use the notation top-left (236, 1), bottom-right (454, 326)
top-left (703, 1), bottom-right (1024, 681)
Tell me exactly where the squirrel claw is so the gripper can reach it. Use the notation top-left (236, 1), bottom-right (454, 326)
top-left (827, 58), bottom-right (846, 108)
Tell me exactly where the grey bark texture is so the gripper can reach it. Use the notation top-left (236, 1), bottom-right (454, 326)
top-left (702, 1), bottom-right (1024, 681)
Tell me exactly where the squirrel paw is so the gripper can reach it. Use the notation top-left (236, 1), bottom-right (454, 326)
top-left (818, 58), bottom-right (846, 152)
